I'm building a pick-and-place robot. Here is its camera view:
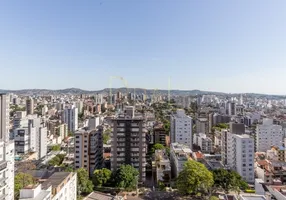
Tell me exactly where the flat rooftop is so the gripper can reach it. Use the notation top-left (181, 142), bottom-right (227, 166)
top-left (20, 191), bottom-right (51, 200)
top-left (41, 172), bottom-right (73, 190)
top-left (240, 194), bottom-right (266, 200)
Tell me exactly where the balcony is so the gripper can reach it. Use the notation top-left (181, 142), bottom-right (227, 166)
top-left (0, 162), bottom-right (7, 172)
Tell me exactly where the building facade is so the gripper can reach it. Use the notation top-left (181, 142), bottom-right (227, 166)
top-left (232, 134), bottom-right (255, 183)
top-left (256, 118), bottom-right (283, 152)
top-left (170, 143), bottom-right (192, 178)
top-left (26, 97), bottom-right (34, 115)
top-left (63, 105), bottom-right (78, 133)
top-left (170, 110), bottom-right (193, 149)
top-left (193, 133), bottom-right (213, 154)
top-left (74, 127), bottom-right (103, 176)
top-left (110, 107), bottom-right (147, 183)
top-left (0, 94), bottom-right (15, 200)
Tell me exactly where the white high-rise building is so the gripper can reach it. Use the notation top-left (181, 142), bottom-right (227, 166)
top-left (239, 94), bottom-right (243, 105)
top-left (221, 129), bottom-right (254, 183)
top-left (39, 127), bottom-right (47, 159)
top-left (63, 105), bottom-right (78, 133)
top-left (0, 94), bottom-right (15, 200)
top-left (256, 118), bottom-right (283, 152)
top-left (232, 134), bottom-right (255, 183)
top-left (170, 110), bottom-right (193, 149)
top-left (75, 101), bottom-right (83, 114)
top-left (95, 94), bottom-right (103, 104)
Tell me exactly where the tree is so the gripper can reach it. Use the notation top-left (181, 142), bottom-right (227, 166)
top-left (151, 143), bottom-right (165, 154)
top-left (213, 169), bottom-right (248, 194)
top-left (103, 133), bottom-right (110, 145)
top-left (163, 121), bottom-right (170, 134)
top-left (48, 154), bottom-right (66, 166)
top-left (15, 173), bottom-right (36, 199)
top-left (176, 160), bottom-right (214, 195)
top-left (92, 168), bottom-right (112, 187)
top-left (114, 165), bottom-right (139, 191)
top-left (51, 144), bottom-right (61, 151)
top-left (77, 168), bottom-right (94, 195)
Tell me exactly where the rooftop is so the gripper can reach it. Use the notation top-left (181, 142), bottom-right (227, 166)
top-left (84, 192), bottom-right (124, 200)
top-left (239, 194), bottom-right (266, 200)
top-left (19, 191), bottom-right (51, 200)
top-left (41, 172), bottom-right (74, 190)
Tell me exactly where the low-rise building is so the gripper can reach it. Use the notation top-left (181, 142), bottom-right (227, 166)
top-left (256, 159), bottom-right (286, 185)
top-left (170, 143), bottom-right (192, 178)
top-left (19, 184), bottom-right (51, 200)
top-left (154, 150), bottom-right (171, 187)
top-left (19, 172), bottom-right (77, 200)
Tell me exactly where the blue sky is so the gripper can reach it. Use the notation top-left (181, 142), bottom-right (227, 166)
top-left (0, 0), bottom-right (286, 94)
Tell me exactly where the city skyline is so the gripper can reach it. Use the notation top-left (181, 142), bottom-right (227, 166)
top-left (1, 1), bottom-right (286, 94)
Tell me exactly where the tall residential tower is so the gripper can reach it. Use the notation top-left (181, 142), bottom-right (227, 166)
top-left (110, 106), bottom-right (147, 183)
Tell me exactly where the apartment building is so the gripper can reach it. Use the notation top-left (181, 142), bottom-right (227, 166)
top-left (74, 127), bottom-right (103, 176)
top-left (19, 172), bottom-right (77, 200)
top-left (232, 134), bottom-right (255, 183)
top-left (221, 130), bottom-right (233, 166)
top-left (221, 128), bottom-right (255, 183)
top-left (75, 100), bottom-right (83, 114)
top-left (62, 105), bottom-right (78, 133)
top-left (154, 150), bottom-right (171, 187)
top-left (0, 94), bottom-right (15, 200)
top-left (39, 127), bottom-right (47, 159)
top-left (153, 123), bottom-right (168, 146)
top-left (110, 106), bottom-right (147, 183)
top-left (226, 102), bottom-right (236, 116)
top-left (55, 123), bottom-right (68, 139)
top-left (14, 116), bottom-right (47, 159)
top-left (196, 117), bottom-right (208, 135)
top-left (170, 110), bottom-right (193, 149)
top-left (26, 97), bottom-right (34, 115)
top-left (14, 126), bottom-right (37, 154)
top-left (170, 143), bottom-right (192, 178)
top-left (193, 133), bottom-right (213, 153)
top-left (256, 118), bottom-right (283, 152)
top-left (95, 94), bottom-right (104, 105)
top-left (212, 113), bottom-right (231, 126)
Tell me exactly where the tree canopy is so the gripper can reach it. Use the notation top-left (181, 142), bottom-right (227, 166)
top-left (77, 168), bottom-right (94, 195)
top-left (51, 144), bottom-right (61, 151)
top-left (15, 173), bottom-right (36, 199)
top-left (92, 168), bottom-right (112, 187)
top-left (48, 154), bottom-right (66, 166)
top-left (114, 164), bottom-right (139, 191)
top-left (176, 160), bottom-right (214, 195)
top-left (213, 169), bottom-right (248, 194)
top-left (151, 143), bottom-right (165, 154)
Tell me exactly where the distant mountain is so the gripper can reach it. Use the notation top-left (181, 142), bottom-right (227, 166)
top-left (0, 88), bottom-right (225, 96)
top-left (0, 88), bottom-right (285, 98)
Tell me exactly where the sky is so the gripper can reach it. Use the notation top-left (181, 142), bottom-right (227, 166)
top-left (1, 0), bottom-right (286, 94)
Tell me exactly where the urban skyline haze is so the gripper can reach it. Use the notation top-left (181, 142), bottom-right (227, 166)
top-left (1, 1), bottom-right (286, 94)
